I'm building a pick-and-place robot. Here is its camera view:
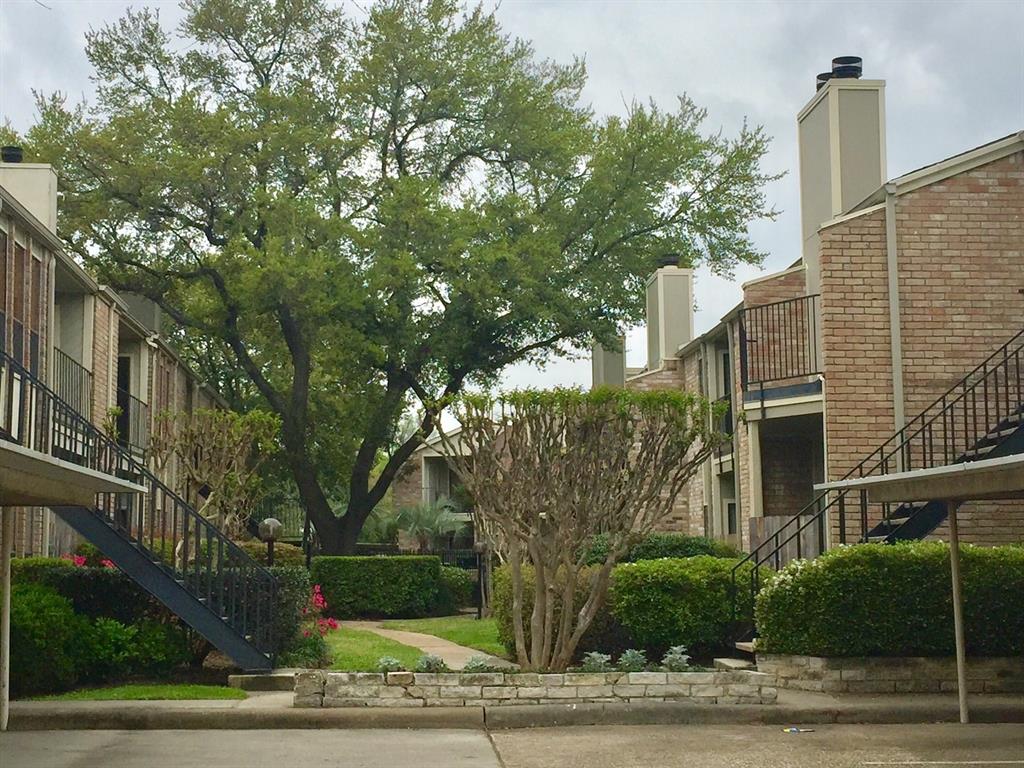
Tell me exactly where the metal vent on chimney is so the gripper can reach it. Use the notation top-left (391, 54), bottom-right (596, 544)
top-left (816, 56), bottom-right (863, 90)
top-left (1, 146), bottom-right (24, 163)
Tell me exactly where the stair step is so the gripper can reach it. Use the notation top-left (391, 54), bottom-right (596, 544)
top-left (734, 640), bottom-right (758, 654)
top-left (228, 671), bottom-right (299, 691)
top-left (866, 535), bottom-right (890, 543)
top-left (714, 657), bottom-right (755, 671)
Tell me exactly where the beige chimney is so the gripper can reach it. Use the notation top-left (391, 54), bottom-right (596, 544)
top-left (0, 161), bottom-right (59, 234)
top-left (798, 57), bottom-right (886, 293)
top-left (591, 336), bottom-right (626, 388)
top-left (646, 263), bottom-right (694, 369)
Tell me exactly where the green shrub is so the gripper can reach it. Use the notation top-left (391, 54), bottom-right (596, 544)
top-left (73, 541), bottom-right (107, 566)
top-left (311, 556), bottom-right (442, 619)
top-left (8, 583), bottom-right (84, 697)
top-left (130, 620), bottom-right (191, 676)
top-left (268, 565), bottom-right (312, 656)
top-left (610, 556), bottom-right (760, 657)
top-left (492, 564), bottom-right (633, 660)
top-left (616, 648), bottom-right (647, 672)
top-left (415, 654), bottom-right (449, 672)
top-left (584, 533), bottom-right (738, 565)
top-left (76, 617), bottom-right (138, 682)
top-left (278, 633), bottom-right (331, 668)
top-left (756, 542), bottom-right (1024, 657)
top-left (436, 566), bottom-right (474, 613)
top-left (14, 558), bottom-right (159, 625)
top-left (234, 539), bottom-right (307, 567)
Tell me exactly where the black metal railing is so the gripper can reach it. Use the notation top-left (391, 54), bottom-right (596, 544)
top-left (116, 387), bottom-right (150, 454)
top-left (739, 294), bottom-right (821, 391)
top-left (1, 348), bottom-right (277, 658)
top-left (731, 326), bottom-right (1024, 629)
top-left (53, 347), bottom-right (93, 420)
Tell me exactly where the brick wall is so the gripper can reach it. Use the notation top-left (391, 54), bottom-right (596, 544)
top-left (743, 266), bottom-right (807, 307)
top-left (758, 414), bottom-right (824, 517)
top-left (818, 149), bottom-right (1024, 545)
top-left (393, 457), bottom-right (423, 511)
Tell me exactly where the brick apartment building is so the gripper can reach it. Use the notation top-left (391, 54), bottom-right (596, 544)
top-left (0, 158), bottom-right (221, 557)
top-left (593, 58), bottom-right (1024, 555)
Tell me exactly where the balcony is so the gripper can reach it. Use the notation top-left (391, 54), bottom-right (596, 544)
top-left (738, 294), bottom-right (822, 401)
top-left (53, 347), bottom-right (93, 420)
top-left (0, 349), bottom-right (144, 506)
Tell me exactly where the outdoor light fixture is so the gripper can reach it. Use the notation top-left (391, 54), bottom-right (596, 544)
top-left (259, 517), bottom-right (283, 566)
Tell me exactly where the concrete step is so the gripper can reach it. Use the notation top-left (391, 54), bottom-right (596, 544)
top-left (713, 657), bottom-right (755, 671)
top-left (734, 640), bottom-right (758, 655)
top-left (229, 670), bottom-right (300, 691)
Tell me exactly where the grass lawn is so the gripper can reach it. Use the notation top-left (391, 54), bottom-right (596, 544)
top-left (325, 626), bottom-right (422, 671)
top-left (384, 616), bottom-right (506, 658)
top-left (35, 684), bottom-right (247, 701)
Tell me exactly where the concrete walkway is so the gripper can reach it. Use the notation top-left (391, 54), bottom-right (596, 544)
top-left (341, 620), bottom-right (516, 669)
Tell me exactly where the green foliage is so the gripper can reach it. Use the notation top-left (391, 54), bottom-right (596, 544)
top-left (461, 655), bottom-right (502, 673)
top-left (311, 556), bottom-right (442, 618)
top-left (756, 542), bottom-right (1024, 657)
top-left (616, 648), bottom-right (647, 672)
top-left (13, 557), bottom-right (159, 625)
top-left (8, 583), bottom-right (84, 697)
top-left (376, 656), bottom-right (407, 673)
top-left (16, 0), bottom-right (778, 552)
top-left (279, 633), bottom-right (331, 668)
top-left (268, 565), bottom-right (313, 656)
top-left (436, 566), bottom-right (475, 613)
top-left (359, 508), bottom-right (400, 545)
top-left (234, 539), bottom-right (306, 567)
top-left (584, 533), bottom-right (739, 565)
top-left (661, 645), bottom-right (693, 672)
top-left (579, 652), bottom-right (613, 672)
top-left (77, 618), bottom-right (138, 682)
top-left (396, 500), bottom-right (467, 551)
top-left (492, 565), bottom-right (633, 660)
top-left (611, 556), bottom-right (759, 657)
top-left (414, 654), bottom-right (449, 673)
top-left (130, 620), bottom-right (192, 676)
top-left (73, 542), bottom-right (108, 566)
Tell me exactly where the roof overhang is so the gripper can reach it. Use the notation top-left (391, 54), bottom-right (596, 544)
top-left (0, 441), bottom-right (145, 507)
top-left (814, 454), bottom-right (1024, 504)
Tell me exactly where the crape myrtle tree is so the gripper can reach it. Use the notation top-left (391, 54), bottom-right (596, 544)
top-left (439, 388), bottom-right (723, 671)
top-left (12, 0), bottom-right (778, 553)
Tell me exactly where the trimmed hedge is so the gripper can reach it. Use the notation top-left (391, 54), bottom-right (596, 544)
top-left (493, 565), bottom-right (633, 660)
top-left (8, 583), bottom-right (84, 696)
top-left (437, 565), bottom-right (475, 613)
top-left (13, 558), bottom-right (160, 625)
top-left (611, 556), bottom-right (759, 656)
top-left (311, 556), bottom-right (442, 619)
top-left (493, 556), bottom-right (760, 661)
top-left (235, 539), bottom-right (307, 567)
top-left (584, 533), bottom-right (739, 565)
top-left (756, 542), bottom-right (1024, 657)
top-left (268, 565), bottom-right (312, 656)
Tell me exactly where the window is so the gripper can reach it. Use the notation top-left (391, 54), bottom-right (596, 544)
top-left (727, 502), bottom-right (738, 536)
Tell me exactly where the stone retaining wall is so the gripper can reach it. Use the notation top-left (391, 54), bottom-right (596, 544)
top-left (294, 670), bottom-right (777, 708)
top-left (756, 654), bottom-right (1024, 694)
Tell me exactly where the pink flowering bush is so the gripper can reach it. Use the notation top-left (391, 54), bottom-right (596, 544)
top-left (279, 582), bottom-right (336, 667)
top-left (61, 553), bottom-right (88, 567)
top-left (299, 584), bottom-right (339, 638)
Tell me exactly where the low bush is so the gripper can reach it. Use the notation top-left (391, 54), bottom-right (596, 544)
top-left (13, 557), bottom-right (159, 625)
top-left (611, 556), bottom-right (760, 657)
top-left (436, 566), bottom-right (475, 613)
top-left (311, 556), bottom-right (442, 619)
top-left (492, 564), bottom-right (633, 660)
top-left (268, 565), bottom-right (312, 656)
top-left (8, 583), bottom-right (85, 697)
top-left (584, 532), bottom-right (738, 565)
top-left (755, 542), bottom-right (1024, 657)
top-left (234, 539), bottom-right (307, 567)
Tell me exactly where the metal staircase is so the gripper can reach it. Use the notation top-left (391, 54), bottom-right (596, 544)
top-left (1, 348), bottom-right (275, 670)
top-left (731, 327), bottom-right (1024, 634)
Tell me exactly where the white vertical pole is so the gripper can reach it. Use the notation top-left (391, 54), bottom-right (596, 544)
top-left (947, 500), bottom-right (969, 724)
top-left (1, 507), bottom-right (14, 732)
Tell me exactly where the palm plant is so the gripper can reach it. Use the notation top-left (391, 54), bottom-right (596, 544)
top-left (396, 499), bottom-right (466, 551)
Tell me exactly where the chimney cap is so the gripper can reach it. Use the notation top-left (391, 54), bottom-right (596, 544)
top-left (1, 146), bottom-right (24, 163)
top-left (656, 253), bottom-right (681, 268)
top-left (831, 55), bottom-right (863, 79)
top-left (815, 72), bottom-right (834, 91)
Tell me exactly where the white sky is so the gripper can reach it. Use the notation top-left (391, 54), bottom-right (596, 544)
top-left (2, 0), bottom-right (1023, 391)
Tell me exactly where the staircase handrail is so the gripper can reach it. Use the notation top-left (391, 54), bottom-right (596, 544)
top-left (731, 326), bottom-right (1024, 621)
top-left (1, 348), bottom-right (277, 649)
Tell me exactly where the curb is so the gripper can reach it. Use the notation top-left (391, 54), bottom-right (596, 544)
top-left (9, 699), bottom-right (1023, 731)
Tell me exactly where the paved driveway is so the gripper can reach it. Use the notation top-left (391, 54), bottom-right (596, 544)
top-left (2, 724), bottom-right (1021, 767)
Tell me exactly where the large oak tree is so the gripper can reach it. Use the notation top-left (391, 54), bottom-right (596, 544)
top-left (12, 0), bottom-right (778, 552)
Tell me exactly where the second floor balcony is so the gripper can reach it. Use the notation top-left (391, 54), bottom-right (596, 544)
top-left (53, 347), bottom-right (93, 420)
top-left (116, 387), bottom-right (150, 456)
top-left (738, 294), bottom-right (822, 399)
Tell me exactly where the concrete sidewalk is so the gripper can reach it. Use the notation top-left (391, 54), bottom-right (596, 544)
top-left (6, 690), bottom-right (1024, 731)
top-left (342, 620), bottom-right (516, 669)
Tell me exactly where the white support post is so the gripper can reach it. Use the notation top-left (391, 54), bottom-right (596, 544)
top-left (947, 500), bottom-right (969, 724)
top-left (1, 507), bottom-right (14, 732)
